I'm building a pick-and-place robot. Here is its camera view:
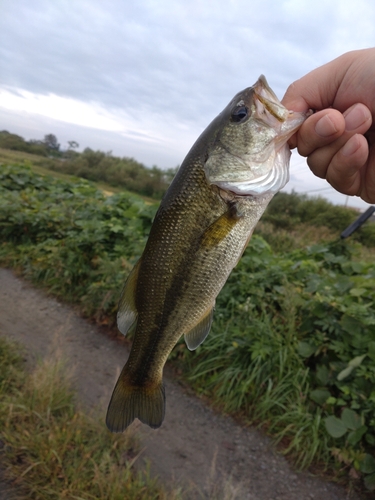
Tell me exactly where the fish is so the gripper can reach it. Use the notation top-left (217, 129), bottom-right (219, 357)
top-left (106, 75), bottom-right (310, 432)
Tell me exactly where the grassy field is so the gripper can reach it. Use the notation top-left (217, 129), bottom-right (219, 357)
top-left (0, 337), bottom-right (181, 500)
top-left (0, 147), bottom-right (55, 167)
top-left (0, 147), bottom-right (157, 203)
top-left (1, 154), bottom-right (375, 494)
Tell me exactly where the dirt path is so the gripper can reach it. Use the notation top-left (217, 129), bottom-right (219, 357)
top-left (0, 268), bottom-right (354, 499)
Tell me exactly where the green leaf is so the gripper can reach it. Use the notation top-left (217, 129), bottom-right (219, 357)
top-left (316, 364), bottom-right (330, 385)
top-left (324, 416), bottom-right (347, 438)
top-left (341, 408), bottom-right (362, 430)
top-left (349, 354), bottom-right (367, 367)
top-left (351, 261), bottom-right (365, 274)
top-left (298, 341), bottom-right (316, 358)
top-left (333, 276), bottom-right (353, 294)
top-left (337, 365), bottom-right (354, 381)
top-left (326, 396), bottom-right (337, 405)
top-left (347, 425), bottom-right (367, 446)
top-left (364, 472), bottom-right (375, 491)
top-left (361, 454), bottom-right (375, 474)
top-left (337, 355), bottom-right (367, 380)
top-left (340, 315), bottom-right (362, 336)
top-left (350, 287), bottom-right (367, 297)
top-left (310, 389), bottom-right (330, 406)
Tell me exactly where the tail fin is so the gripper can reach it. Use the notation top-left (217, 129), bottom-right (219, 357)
top-left (106, 373), bottom-right (165, 432)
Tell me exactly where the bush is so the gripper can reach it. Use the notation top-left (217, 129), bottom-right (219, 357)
top-left (48, 148), bottom-right (177, 199)
top-left (0, 163), bottom-right (157, 322)
top-left (183, 238), bottom-right (375, 488)
top-left (0, 131), bottom-right (48, 156)
top-left (264, 191), bottom-right (364, 239)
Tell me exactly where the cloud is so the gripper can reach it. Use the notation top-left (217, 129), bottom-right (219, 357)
top-left (0, 0), bottom-right (374, 208)
top-left (0, 88), bottom-right (126, 132)
top-left (0, 0), bottom-right (338, 114)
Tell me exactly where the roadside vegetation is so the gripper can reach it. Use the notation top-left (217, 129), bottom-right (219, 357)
top-left (0, 337), bottom-right (178, 499)
top-left (1, 158), bottom-right (375, 494)
top-left (0, 131), bottom-right (177, 199)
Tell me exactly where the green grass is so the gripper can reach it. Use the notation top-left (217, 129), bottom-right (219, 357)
top-left (0, 337), bottom-right (181, 500)
top-left (0, 336), bottom-right (249, 500)
top-left (0, 147), bottom-right (53, 166)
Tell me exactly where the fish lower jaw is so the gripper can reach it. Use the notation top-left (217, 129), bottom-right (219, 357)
top-left (213, 168), bottom-right (289, 197)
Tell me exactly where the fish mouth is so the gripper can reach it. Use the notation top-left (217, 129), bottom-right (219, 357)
top-left (253, 75), bottom-right (312, 137)
top-left (253, 75), bottom-right (289, 123)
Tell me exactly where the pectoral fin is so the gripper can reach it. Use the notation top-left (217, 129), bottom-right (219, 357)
top-left (117, 260), bottom-right (141, 335)
top-left (184, 303), bottom-right (215, 351)
top-left (201, 203), bottom-right (242, 248)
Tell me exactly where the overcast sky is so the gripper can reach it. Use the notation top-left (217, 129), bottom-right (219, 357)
top-left (1, 0), bottom-right (374, 210)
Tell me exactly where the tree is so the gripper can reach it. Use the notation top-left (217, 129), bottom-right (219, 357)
top-left (44, 134), bottom-right (60, 151)
top-left (67, 140), bottom-right (79, 150)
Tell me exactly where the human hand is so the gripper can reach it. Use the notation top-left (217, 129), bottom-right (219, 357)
top-left (282, 49), bottom-right (375, 203)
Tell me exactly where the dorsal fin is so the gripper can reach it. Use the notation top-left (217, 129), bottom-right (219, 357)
top-left (184, 303), bottom-right (215, 351)
top-left (117, 260), bottom-right (141, 335)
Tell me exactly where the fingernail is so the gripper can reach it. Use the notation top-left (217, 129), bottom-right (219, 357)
top-left (344, 105), bottom-right (369, 131)
top-left (342, 135), bottom-right (360, 157)
top-left (315, 114), bottom-right (338, 137)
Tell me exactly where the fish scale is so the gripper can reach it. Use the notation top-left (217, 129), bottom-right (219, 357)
top-left (106, 75), bottom-right (310, 432)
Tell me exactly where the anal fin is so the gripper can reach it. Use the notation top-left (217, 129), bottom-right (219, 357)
top-left (184, 303), bottom-right (215, 351)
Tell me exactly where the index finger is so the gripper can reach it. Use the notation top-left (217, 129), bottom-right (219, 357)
top-left (281, 52), bottom-right (356, 112)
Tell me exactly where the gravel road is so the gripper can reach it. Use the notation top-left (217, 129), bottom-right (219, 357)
top-left (0, 268), bottom-right (355, 499)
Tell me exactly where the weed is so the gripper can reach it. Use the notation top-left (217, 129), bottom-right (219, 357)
top-left (0, 337), bottom-right (180, 499)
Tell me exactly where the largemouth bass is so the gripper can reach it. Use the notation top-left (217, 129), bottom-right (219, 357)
top-left (106, 75), bottom-right (309, 432)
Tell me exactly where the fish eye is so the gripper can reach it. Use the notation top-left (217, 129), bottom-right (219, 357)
top-left (231, 106), bottom-right (248, 123)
